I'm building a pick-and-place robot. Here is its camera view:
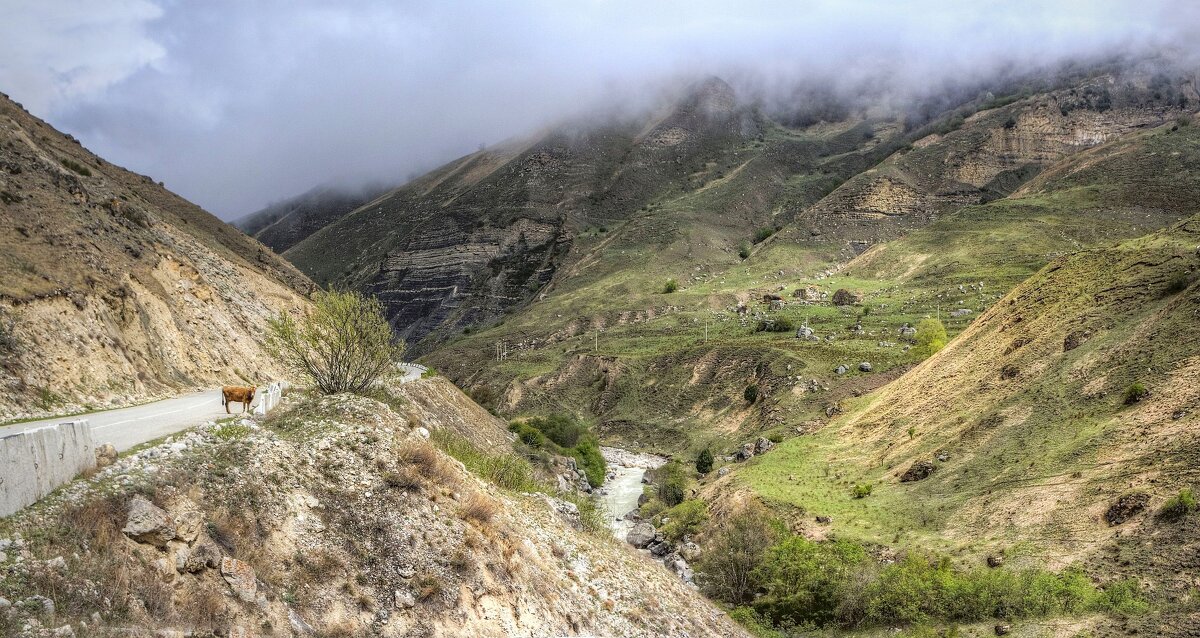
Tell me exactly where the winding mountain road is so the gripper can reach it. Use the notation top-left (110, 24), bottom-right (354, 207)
top-left (0, 364), bottom-right (426, 453)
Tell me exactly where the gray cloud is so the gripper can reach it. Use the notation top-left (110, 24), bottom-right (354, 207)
top-left (1, 0), bottom-right (1196, 219)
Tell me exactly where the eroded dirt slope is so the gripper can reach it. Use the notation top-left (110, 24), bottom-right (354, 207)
top-left (0, 93), bottom-right (313, 420)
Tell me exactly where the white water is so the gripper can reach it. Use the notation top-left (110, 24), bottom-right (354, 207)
top-left (596, 447), bottom-right (667, 540)
top-left (598, 464), bottom-right (646, 539)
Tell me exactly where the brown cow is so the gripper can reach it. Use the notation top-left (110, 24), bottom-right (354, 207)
top-left (221, 385), bottom-right (257, 414)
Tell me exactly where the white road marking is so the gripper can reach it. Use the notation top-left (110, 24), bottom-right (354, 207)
top-left (92, 399), bottom-right (218, 430)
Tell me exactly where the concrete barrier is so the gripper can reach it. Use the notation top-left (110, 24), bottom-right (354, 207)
top-left (1, 420), bottom-right (95, 518)
top-left (253, 381), bottom-right (286, 416)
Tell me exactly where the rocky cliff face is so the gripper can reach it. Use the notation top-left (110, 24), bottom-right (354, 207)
top-left (0, 92), bottom-right (312, 419)
top-left (791, 72), bottom-right (1196, 252)
top-left (285, 77), bottom-right (765, 348)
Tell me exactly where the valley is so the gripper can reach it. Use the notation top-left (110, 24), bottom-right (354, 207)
top-left (2, 15), bottom-right (1199, 636)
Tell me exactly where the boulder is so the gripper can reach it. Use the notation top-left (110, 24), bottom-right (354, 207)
top-left (898, 324), bottom-right (917, 338)
top-left (220, 557), bottom-right (258, 602)
top-left (680, 541), bottom-right (701, 562)
top-left (734, 442), bottom-right (755, 462)
top-left (174, 510), bottom-right (205, 544)
top-left (1104, 493), bottom-right (1150, 526)
top-left (545, 497), bottom-right (582, 529)
top-left (627, 522), bottom-right (656, 548)
top-left (648, 540), bottom-right (673, 557)
top-left (177, 543), bottom-right (221, 573)
top-left (899, 460), bottom-right (935, 483)
top-left (793, 285), bottom-right (821, 300)
top-left (717, 466), bottom-right (731, 477)
top-left (754, 437), bottom-right (774, 455)
top-left (995, 625), bottom-right (1011, 636)
top-left (95, 443), bottom-right (118, 468)
top-left (858, 361), bottom-right (873, 372)
top-left (816, 515), bottom-right (832, 524)
top-left (666, 553), bottom-right (694, 583)
top-left (831, 289), bottom-right (863, 306)
top-left (987, 555), bottom-right (1004, 568)
top-left (835, 365), bottom-right (848, 375)
top-left (122, 496), bottom-right (176, 547)
top-left (556, 474), bottom-right (573, 493)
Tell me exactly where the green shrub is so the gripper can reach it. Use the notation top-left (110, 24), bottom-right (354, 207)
top-left (753, 536), bottom-right (870, 627)
top-left (753, 227), bottom-right (775, 244)
top-left (639, 492), bottom-right (669, 520)
top-left (662, 278), bottom-right (679, 293)
top-left (1159, 487), bottom-right (1196, 519)
top-left (509, 421), bottom-right (547, 448)
top-left (744, 384), bottom-right (759, 404)
top-left (524, 414), bottom-right (585, 447)
top-left (728, 607), bottom-right (784, 638)
top-left (747, 541), bottom-right (1139, 630)
top-left (653, 461), bottom-right (689, 506)
top-left (214, 423), bottom-right (252, 441)
top-left (739, 242), bottom-right (751, 259)
top-left (852, 483), bottom-right (873, 499)
top-left (1164, 273), bottom-right (1190, 296)
top-left (570, 437), bottom-right (606, 488)
top-left (61, 158), bottom-right (92, 176)
top-left (912, 318), bottom-right (947, 359)
top-left (1123, 382), bottom-right (1149, 405)
top-left (696, 449), bottom-right (714, 474)
top-left (658, 500), bottom-right (708, 542)
top-left (756, 318), bottom-right (795, 333)
top-left (696, 501), bottom-right (780, 604)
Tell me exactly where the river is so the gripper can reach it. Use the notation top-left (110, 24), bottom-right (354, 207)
top-left (596, 447), bottom-right (667, 540)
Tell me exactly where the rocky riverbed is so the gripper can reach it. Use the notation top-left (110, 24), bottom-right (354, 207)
top-left (596, 447), bottom-right (666, 540)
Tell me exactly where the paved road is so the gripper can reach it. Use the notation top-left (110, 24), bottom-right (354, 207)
top-left (0, 364), bottom-right (426, 454)
top-left (0, 389), bottom-right (238, 452)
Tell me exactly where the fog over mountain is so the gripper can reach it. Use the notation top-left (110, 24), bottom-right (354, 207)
top-left (0, 0), bottom-right (1195, 219)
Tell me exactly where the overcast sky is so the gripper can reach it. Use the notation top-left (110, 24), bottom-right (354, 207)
top-left (0, 1), bottom-right (1195, 220)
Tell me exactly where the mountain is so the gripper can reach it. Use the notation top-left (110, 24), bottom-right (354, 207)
top-left (284, 77), bottom-right (900, 346)
top-left (235, 183), bottom-right (393, 253)
top-left (0, 92), bottom-right (313, 420)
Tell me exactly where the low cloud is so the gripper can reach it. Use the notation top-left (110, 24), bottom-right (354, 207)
top-left (1, 0), bottom-right (1196, 219)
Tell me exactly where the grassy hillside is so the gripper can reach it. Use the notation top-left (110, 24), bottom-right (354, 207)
top-left (419, 74), bottom-right (1197, 460)
top-left (285, 78), bottom-right (914, 347)
top-left (732, 215), bottom-right (1200, 634)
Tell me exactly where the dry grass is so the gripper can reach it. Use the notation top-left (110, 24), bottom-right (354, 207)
top-left (398, 440), bottom-right (459, 487)
top-left (460, 493), bottom-right (499, 526)
top-left (383, 466), bottom-right (423, 491)
top-left (21, 494), bottom-right (148, 621)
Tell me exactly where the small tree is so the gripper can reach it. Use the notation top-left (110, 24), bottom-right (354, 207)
top-left (654, 461), bottom-right (689, 506)
top-left (696, 449), bottom-right (714, 474)
top-left (696, 500), bottom-right (780, 604)
top-left (912, 318), bottom-right (947, 359)
top-left (662, 278), bottom-right (679, 294)
top-left (266, 290), bottom-right (404, 395)
top-left (744, 384), bottom-right (760, 404)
